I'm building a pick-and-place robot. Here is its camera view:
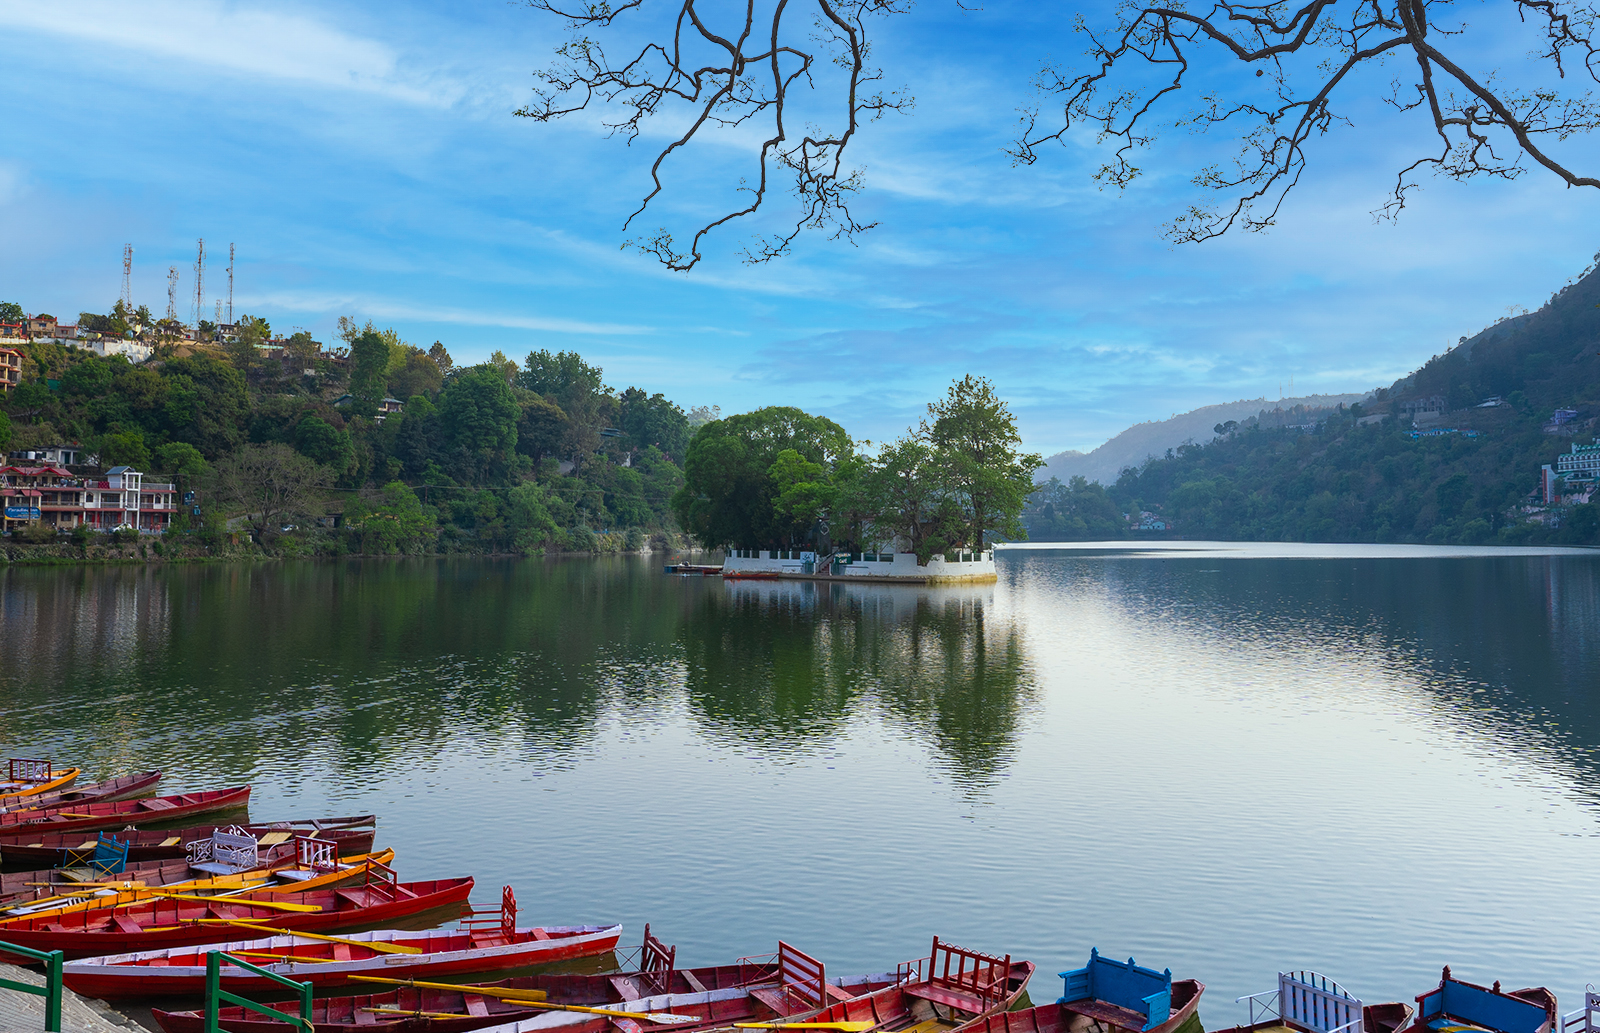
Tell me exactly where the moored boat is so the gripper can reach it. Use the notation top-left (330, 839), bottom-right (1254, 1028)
top-left (962, 950), bottom-right (1198, 1033)
top-left (0, 816), bottom-right (376, 868)
top-left (736, 935), bottom-right (1032, 1033)
top-left (0, 865), bottom-right (472, 959)
top-left (1399, 968), bottom-right (1555, 1033)
top-left (0, 786), bottom-right (252, 836)
top-left (151, 936), bottom-right (903, 1033)
top-left (1230, 970), bottom-right (1412, 1033)
top-left (0, 771), bottom-right (162, 815)
top-left (64, 888), bottom-right (614, 999)
top-left (0, 759), bottom-right (80, 801)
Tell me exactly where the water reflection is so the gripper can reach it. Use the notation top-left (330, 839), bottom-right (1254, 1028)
top-left (0, 559), bottom-right (1037, 792)
top-left (683, 580), bottom-right (1035, 785)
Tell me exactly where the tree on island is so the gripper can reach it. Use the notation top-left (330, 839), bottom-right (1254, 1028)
top-left (521, 0), bottom-right (1600, 267)
top-left (673, 377), bottom-right (1040, 556)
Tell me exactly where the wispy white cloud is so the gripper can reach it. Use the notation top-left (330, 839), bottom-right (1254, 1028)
top-left (246, 291), bottom-right (654, 336)
top-left (0, 1), bottom-right (458, 106)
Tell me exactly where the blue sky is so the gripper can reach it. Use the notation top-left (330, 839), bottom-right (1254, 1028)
top-left (3, 0), bottom-right (1599, 458)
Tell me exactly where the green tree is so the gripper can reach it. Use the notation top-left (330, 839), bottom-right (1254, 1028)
top-left (672, 406), bottom-right (853, 548)
top-left (516, 395), bottom-right (567, 463)
top-left (855, 434), bottom-right (962, 561)
top-left (294, 415), bottom-right (355, 472)
top-left (0, 302), bottom-right (24, 327)
top-left (619, 387), bottom-right (690, 460)
top-left (520, 350), bottom-right (604, 407)
top-left (438, 364), bottom-right (520, 482)
top-left (101, 430), bottom-right (152, 470)
top-left (154, 441), bottom-right (208, 480)
top-left (927, 375), bottom-right (1043, 547)
top-left (345, 481), bottom-right (436, 553)
top-left (0, 409), bottom-right (13, 452)
top-left (349, 329), bottom-right (390, 407)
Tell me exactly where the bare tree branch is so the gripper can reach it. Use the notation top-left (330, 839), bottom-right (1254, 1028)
top-left (521, 0), bottom-right (1600, 264)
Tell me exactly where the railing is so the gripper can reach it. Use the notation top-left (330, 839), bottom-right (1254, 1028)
top-left (460, 885), bottom-right (517, 939)
top-left (898, 937), bottom-right (1012, 1008)
top-left (8, 758), bottom-right (52, 784)
top-left (205, 951), bottom-right (312, 1033)
top-left (1560, 990), bottom-right (1600, 1033)
top-left (1238, 972), bottom-right (1364, 1033)
top-left (0, 939), bottom-right (64, 1032)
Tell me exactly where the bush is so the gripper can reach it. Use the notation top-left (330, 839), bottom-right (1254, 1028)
top-left (110, 527), bottom-right (140, 545)
top-left (567, 525), bottom-right (598, 553)
top-left (16, 521), bottom-right (56, 544)
top-left (70, 523), bottom-right (93, 546)
top-left (624, 527), bottom-right (647, 552)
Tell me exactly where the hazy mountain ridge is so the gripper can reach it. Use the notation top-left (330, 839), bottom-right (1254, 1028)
top-left (1040, 393), bottom-right (1370, 486)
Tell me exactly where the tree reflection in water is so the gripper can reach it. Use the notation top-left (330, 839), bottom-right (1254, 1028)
top-left (683, 579), bottom-right (1036, 788)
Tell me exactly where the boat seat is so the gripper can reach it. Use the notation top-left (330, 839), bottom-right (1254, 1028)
top-left (530, 928), bottom-right (551, 941)
top-left (353, 1008), bottom-right (377, 1025)
top-left (681, 971), bottom-right (709, 994)
top-left (906, 985), bottom-right (987, 1016)
top-left (258, 832), bottom-right (292, 846)
top-left (276, 869), bottom-right (316, 881)
top-left (333, 945), bottom-right (352, 961)
top-left (463, 994), bottom-right (489, 1017)
top-left (140, 799), bottom-right (177, 810)
top-left (749, 987), bottom-right (790, 1014)
top-left (825, 984), bottom-right (855, 1003)
top-left (158, 836), bottom-right (182, 846)
top-left (612, 1020), bottom-right (645, 1033)
top-left (1061, 999), bottom-right (1149, 1032)
top-left (190, 861), bottom-right (247, 876)
top-left (612, 976), bottom-right (644, 1001)
top-left (113, 916), bottom-right (144, 934)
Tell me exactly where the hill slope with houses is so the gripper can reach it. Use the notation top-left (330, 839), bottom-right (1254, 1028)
top-left (1023, 259), bottom-right (1600, 545)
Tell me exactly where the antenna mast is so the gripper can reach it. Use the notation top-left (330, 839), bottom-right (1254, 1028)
top-left (120, 244), bottom-right (133, 309)
top-left (193, 239), bottom-right (205, 326)
top-left (166, 267), bottom-right (179, 320)
top-left (227, 243), bottom-right (235, 324)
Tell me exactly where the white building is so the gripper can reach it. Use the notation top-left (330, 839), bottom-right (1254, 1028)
top-left (721, 546), bottom-right (997, 583)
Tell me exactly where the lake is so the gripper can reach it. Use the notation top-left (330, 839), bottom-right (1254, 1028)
top-left (3, 543), bottom-right (1600, 1025)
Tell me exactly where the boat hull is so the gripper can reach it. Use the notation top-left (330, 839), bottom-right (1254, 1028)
top-left (65, 922), bottom-right (620, 999)
top-left (964, 981), bottom-right (1203, 1033)
top-left (0, 820), bottom-right (374, 868)
top-left (1, 876), bottom-right (473, 960)
top-left (0, 787), bottom-right (251, 837)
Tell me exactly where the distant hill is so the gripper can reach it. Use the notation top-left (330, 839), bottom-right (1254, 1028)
top-left (1040, 393), bottom-right (1370, 485)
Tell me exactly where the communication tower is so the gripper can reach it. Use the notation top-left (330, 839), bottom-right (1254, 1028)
top-left (227, 243), bottom-right (235, 324)
top-left (166, 267), bottom-right (179, 321)
top-left (120, 244), bottom-right (133, 308)
top-left (193, 239), bottom-right (205, 325)
top-left (215, 300), bottom-right (222, 324)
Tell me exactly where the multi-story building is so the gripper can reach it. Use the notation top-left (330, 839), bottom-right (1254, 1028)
top-left (0, 347), bottom-right (20, 392)
top-left (0, 464), bottom-right (179, 532)
top-left (8, 445), bottom-right (95, 467)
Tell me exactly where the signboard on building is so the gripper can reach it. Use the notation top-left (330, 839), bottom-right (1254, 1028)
top-left (4, 507), bottom-right (41, 520)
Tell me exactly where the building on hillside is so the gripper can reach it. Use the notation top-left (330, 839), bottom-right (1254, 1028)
top-left (1477, 396), bottom-right (1508, 407)
top-left (25, 315), bottom-right (57, 338)
top-left (9, 445), bottom-right (96, 467)
top-left (1400, 395), bottom-right (1448, 421)
top-left (0, 347), bottom-right (21, 392)
top-left (1554, 438), bottom-right (1600, 482)
top-left (378, 397), bottom-right (404, 420)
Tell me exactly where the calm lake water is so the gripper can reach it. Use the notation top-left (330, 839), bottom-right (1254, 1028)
top-left (4, 544), bottom-right (1600, 1024)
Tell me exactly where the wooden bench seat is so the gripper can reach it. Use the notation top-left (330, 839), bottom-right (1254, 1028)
top-left (680, 971), bottom-right (708, 994)
top-left (907, 984), bottom-right (987, 1016)
top-left (611, 975), bottom-right (645, 1001)
top-left (749, 987), bottom-right (790, 1014)
top-left (1061, 999), bottom-right (1149, 1032)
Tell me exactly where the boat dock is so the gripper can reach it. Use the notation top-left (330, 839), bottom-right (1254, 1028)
top-left (0, 959), bottom-right (143, 1033)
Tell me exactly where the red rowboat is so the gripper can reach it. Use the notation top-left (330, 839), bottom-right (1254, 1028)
top-left (0, 772), bottom-right (162, 815)
top-left (0, 759), bottom-right (79, 801)
top-left (0, 817), bottom-right (375, 868)
top-left (963, 948), bottom-right (1202, 1033)
top-left (0, 867), bottom-right (472, 959)
top-left (0, 787), bottom-right (251, 836)
top-left (146, 931), bottom-right (899, 1033)
top-left (761, 937), bottom-right (1034, 1033)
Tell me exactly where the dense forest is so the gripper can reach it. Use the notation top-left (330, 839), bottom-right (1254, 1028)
top-left (0, 306), bottom-right (700, 555)
top-left (1022, 257), bottom-right (1600, 547)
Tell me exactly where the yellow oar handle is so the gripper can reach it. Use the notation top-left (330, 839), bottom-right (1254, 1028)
top-left (346, 976), bottom-right (547, 1000)
top-left (152, 893), bottom-right (321, 913)
top-left (733, 1024), bottom-right (877, 1031)
top-left (203, 920), bottom-right (423, 955)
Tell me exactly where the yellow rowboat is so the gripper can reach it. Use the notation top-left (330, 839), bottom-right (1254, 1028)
top-left (0, 849), bottom-right (397, 923)
top-left (0, 763), bottom-right (80, 802)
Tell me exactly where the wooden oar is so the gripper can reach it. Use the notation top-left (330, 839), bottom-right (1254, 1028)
top-left (348, 976), bottom-right (546, 1001)
top-left (145, 892), bottom-right (321, 913)
top-left (363, 1009), bottom-right (503, 1020)
top-left (230, 950), bottom-right (342, 964)
top-left (347, 978), bottom-right (687, 1022)
top-left (732, 1025), bottom-right (876, 1031)
top-left (201, 921), bottom-right (423, 955)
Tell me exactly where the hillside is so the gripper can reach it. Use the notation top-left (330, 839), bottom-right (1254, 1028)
top-left (1023, 258), bottom-right (1600, 546)
top-left (1040, 393), bottom-right (1369, 485)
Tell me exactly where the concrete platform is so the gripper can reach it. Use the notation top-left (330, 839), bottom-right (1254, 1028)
top-left (0, 962), bottom-right (147, 1033)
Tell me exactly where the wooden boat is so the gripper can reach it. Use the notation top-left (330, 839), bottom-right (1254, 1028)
top-left (664, 564), bottom-right (723, 576)
top-left (1399, 968), bottom-right (1556, 1033)
top-left (0, 759), bottom-right (80, 801)
top-left (962, 950), bottom-right (1197, 1033)
top-left (1229, 970), bottom-right (1412, 1033)
top-left (0, 833), bottom-right (399, 916)
top-left (0, 865), bottom-right (473, 959)
top-left (722, 936), bottom-right (1031, 1033)
top-left (0, 816), bottom-right (375, 868)
top-left (0, 771), bottom-right (162, 815)
top-left (65, 887), bottom-right (615, 999)
top-left (0, 786), bottom-right (251, 836)
top-left (150, 940), bottom-right (908, 1033)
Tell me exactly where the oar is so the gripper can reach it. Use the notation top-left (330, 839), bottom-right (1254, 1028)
top-left (145, 892), bottom-right (322, 913)
top-left (363, 1009), bottom-right (506, 1020)
top-left (230, 950), bottom-right (343, 964)
top-left (201, 920), bottom-right (422, 955)
top-left (348, 976), bottom-right (545, 1000)
top-left (346, 978), bottom-right (685, 1022)
top-left (734, 1025), bottom-right (876, 1032)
